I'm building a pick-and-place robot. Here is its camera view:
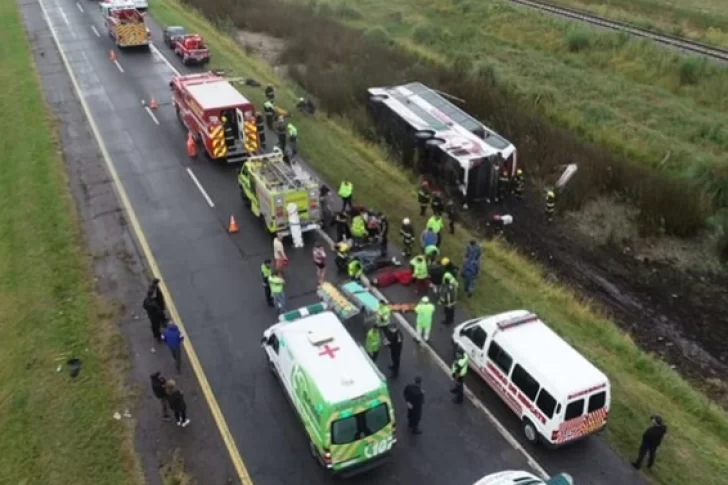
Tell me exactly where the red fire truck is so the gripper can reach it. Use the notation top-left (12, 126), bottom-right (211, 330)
top-left (170, 72), bottom-right (262, 163)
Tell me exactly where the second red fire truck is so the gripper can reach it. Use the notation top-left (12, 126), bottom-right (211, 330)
top-left (170, 72), bottom-right (263, 163)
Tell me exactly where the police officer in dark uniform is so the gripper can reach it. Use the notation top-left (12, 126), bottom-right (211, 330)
top-left (275, 116), bottom-right (287, 152)
top-left (632, 415), bottom-right (668, 470)
top-left (382, 323), bottom-right (403, 378)
top-left (403, 376), bottom-right (424, 434)
top-left (445, 198), bottom-right (458, 234)
top-left (334, 211), bottom-right (350, 243)
top-left (417, 182), bottom-right (431, 217)
top-left (378, 214), bottom-right (389, 257)
top-left (430, 191), bottom-right (444, 216)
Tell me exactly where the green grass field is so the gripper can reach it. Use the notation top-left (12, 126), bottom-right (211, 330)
top-left (302, 0), bottom-right (728, 208)
top-left (547, 0), bottom-right (728, 49)
top-left (151, 1), bottom-right (728, 483)
top-left (0, 3), bottom-right (141, 484)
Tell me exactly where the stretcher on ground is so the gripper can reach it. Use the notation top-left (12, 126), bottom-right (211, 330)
top-left (317, 282), bottom-right (359, 320)
top-left (339, 282), bottom-right (418, 320)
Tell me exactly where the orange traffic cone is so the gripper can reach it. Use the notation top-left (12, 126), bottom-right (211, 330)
top-left (186, 132), bottom-right (197, 158)
top-left (109, 50), bottom-right (116, 61)
top-left (227, 215), bottom-right (240, 234)
top-left (149, 97), bottom-right (158, 109)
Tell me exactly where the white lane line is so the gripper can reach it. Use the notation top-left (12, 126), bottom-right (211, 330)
top-left (91, 25), bottom-right (100, 37)
top-left (144, 106), bottom-right (160, 125)
top-left (186, 168), bottom-right (215, 208)
top-left (58, 6), bottom-right (70, 25)
top-left (76, 2), bottom-right (84, 12)
top-left (114, 59), bottom-right (125, 73)
top-left (150, 43), bottom-right (181, 75)
top-left (316, 228), bottom-right (550, 478)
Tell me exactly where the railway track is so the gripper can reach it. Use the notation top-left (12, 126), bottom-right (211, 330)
top-left (509, 0), bottom-right (728, 62)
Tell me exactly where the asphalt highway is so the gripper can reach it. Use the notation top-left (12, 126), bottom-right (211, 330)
top-left (37, 1), bottom-right (645, 483)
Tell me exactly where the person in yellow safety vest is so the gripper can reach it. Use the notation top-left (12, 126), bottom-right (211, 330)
top-left (426, 215), bottom-right (444, 247)
top-left (269, 272), bottom-right (286, 315)
top-left (410, 255), bottom-right (429, 295)
top-left (424, 244), bottom-right (440, 264)
top-left (441, 257), bottom-right (459, 289)
top-left (513, 169), bottom-right (525, 200)
top-left (260, 259), bottom-right (274, 307)
top-left (350, 213), bottom-right (367, 244)
top-left (451, 347), bottom-right (469, 404)
top-left (376, 300), bottom-right (392, 328)
top-left (287, 123), bottom-right (298, 158)
top-left (263, 99), bottom-right (275, 128)
top-left (348, 258), bottom-right (363, 281)
top-left (339, 180), bottom-right (353, 212)
top-left (545, 190), bottom-right (556, 222)
top-left (415, 296), bottom-right (435, 343)
top-left (365, 324), bottom-right (382, 361)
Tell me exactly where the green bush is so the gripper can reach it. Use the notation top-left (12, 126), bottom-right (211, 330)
top-left (679, 56), bottom-right (704, 85)
top-left (566, 28), bottom-right (591, 52)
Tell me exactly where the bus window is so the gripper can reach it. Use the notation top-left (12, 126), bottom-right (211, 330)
top-left (487, 341), bottom-right (513, 375)
top-left (588, 391), bottom-right (606, 412)
top-left (565, 399), bottom-right (585, 421)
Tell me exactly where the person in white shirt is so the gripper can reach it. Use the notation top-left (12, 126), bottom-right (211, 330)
top-left (273, 236), bottom-right (287, 272)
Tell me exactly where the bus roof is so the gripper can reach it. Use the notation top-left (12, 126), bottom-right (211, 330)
top-left (368, 82), bottom-right (515, 166)
top-left (480, 310), bottom-right (609, 398)
top-left (185, 80), bottom-right (251, 111)
top-left (276, 311), bottom-right (385, 404)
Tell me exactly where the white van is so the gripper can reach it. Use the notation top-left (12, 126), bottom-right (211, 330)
top-left (452, 310), bottom-right (610, 447)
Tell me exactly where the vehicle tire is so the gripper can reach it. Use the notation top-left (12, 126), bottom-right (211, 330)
top-left (425, 138), bottom-right (445, 148)
top-left (522, 419), bottom-right (539, 445)
top-left (414, 130), bottom-right (435, 141)
top-left (369, 94), bottom-right (389, 104)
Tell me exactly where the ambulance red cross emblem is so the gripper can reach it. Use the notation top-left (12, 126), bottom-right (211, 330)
top-left (318, 344), bottom-right (340, 359)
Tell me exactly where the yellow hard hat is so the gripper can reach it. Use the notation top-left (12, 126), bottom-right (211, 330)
top-left (547, 190), bottom-right (555, 198)
top-left (517, 169), bottom-right (523, 176)
top-left (441, 257), bottom-right (450, 266)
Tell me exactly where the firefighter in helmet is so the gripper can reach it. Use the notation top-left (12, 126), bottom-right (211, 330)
top-left (417, 181), bottom-right (432, 217)
top-left (513, 169), bottom-right (525, 199)
top-left (545, 190), bottom-right (556, 222)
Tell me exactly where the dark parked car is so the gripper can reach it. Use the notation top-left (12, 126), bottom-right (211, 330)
top-left (163, 26), bottom-right (186, 48)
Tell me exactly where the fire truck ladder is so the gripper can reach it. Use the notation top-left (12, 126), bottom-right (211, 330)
top-left (257, 152), bottom-right (305, 191)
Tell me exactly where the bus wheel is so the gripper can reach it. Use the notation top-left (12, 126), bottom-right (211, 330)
top-left (521, 419), bottom-right (539, 445)
top-left (425, 138), bottom-right (445, 148)
top-left (414, 130), bottom-right (435, 141)
top-left (369, 94), bottom-right (389, 104)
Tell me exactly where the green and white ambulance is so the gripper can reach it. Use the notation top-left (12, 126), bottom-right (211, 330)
top-left (262, 304), bottom-right (397, 475)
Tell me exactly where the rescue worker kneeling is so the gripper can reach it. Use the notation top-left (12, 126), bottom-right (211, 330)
top-left (350, 212), bottom-right (368, 247)
top-left (451, 347), bottom-right (468, 404)
top-left (335, 241), bottom-right (351, 272)
top-left (348, 258), bottom-right (364, 282)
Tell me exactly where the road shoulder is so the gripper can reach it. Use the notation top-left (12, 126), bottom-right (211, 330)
top-left (18, 0), bottom-right (239, 482)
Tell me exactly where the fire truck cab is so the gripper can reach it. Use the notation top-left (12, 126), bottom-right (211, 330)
top-left (170, 72), bottom-right (261, 163)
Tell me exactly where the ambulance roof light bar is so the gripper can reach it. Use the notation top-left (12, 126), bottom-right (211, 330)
top-left (496, 313), bottom-right (539, 330)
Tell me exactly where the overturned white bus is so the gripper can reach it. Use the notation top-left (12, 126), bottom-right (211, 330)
top-left (367, 82), bottom-right (517, 204)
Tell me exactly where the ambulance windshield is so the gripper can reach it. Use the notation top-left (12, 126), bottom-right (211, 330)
top-left (331, 403), bottom-right (390, 445)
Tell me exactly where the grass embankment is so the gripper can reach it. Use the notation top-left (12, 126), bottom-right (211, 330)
top-left (0, 3), bottom-right (141, 485)
top-left (548, 0), bottom-right (728, 49)
top-left (303, 0), bottom-right (728, 211)
top-left (150, 1), bottom-right (728, 483)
